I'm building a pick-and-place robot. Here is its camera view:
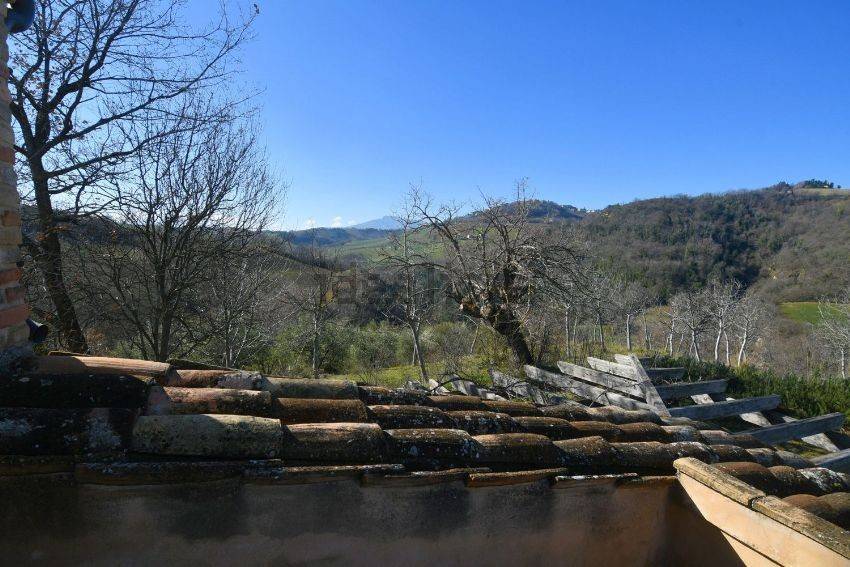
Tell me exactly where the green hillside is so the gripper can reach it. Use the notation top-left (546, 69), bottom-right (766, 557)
top-left (286, 183), bottom-right (850, 302)
top-left (780, 301), bottom-right (849, 325)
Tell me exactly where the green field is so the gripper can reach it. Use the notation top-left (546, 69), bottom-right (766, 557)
top-left (779, 301), bottom-right (848, 325)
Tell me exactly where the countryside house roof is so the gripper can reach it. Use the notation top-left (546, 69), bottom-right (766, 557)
top-left (1, 354), bottom-right (849, 556)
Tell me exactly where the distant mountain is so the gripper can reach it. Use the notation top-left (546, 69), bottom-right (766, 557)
top-left (495, 199), bottom-right (586, 222)
top-left (273, 226), bottom-right (393, 247)
top-left (351, 216), bottom-right (402, 230)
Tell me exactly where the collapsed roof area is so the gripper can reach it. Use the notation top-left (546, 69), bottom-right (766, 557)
top-left (1, 355), bottom-right (849, 565)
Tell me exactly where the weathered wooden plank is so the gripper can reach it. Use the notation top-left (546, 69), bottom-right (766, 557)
top-left (668, 395), bottom-right (781, 420)
top-left (813, 449), bottom-right (850, 473)
top-left (646, 368), bottom-right (686, 381)
top-left (566, 359), bottom-right (724, 403)
top-left (524, 365), bottom-right (654, 411)
top-left (624, 354), bottom-right (671, 417)
top-left (445, 376), bottom-right (505, 401)
top-left (613, 354), bottom-right (631, 365)
top-left (690, 393), bottom-right (717, 405)
top-left (654, 379), bottom-right (728, 400)
top-left (586, 357), bottom-right (638, 380)
top-left (608, 355), bottom-right (685, 381)
top-left (744, 413), bottom-right (845, 445)
top-left (761, 410), bottom-right (843, 452)
top-left (490, 370), bottom-right (548, 405)
top-left (691, 395), bottom-right (840, 451)
top-left (556, 361), bottom-right (645, 397)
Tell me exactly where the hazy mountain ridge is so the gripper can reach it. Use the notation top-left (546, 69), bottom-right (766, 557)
top-left (350, 216), bottom-right (402, 230)
top-left (281, 200), bottom-right (584, 247)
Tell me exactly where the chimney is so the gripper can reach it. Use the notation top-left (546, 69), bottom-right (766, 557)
top-left (0, 1), bottom-right (33, 369)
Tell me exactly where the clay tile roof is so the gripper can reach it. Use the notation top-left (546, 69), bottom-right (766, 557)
top-left (0, 354), bottom-right (833, 497)
top-left (675, 456), bottom-right (850, 543)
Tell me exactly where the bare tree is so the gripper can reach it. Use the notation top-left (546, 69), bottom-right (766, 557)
top-left (10, 0), bottom-right (254, 351)
top-left (663, 303), bottom-right (677, 355)
top-left (818, 288), bottom-right (850, 378)
top-left (285, 247), bottom-right (342, 378)
top-left (615, 279), bottom-right (650, 352)
top-left (732, 291), bottom-right (768, 366)
top-left (705, 278), bottom-right (743, 362)
top-left (199, 243), bottom-right (290, 368)
top-left (380, 186), bottom-right (438, 380)
top-left (670, 289), bottom-right (710, 361)
top-left (79, 109), bottom-right (276, 361)
top-left (411, 181), bottom-right (583, 364)
top-left (584, 268), bottom-right (617, 352)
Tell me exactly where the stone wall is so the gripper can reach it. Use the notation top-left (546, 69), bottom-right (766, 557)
top-left (0, 3), bottom-right (30, 365)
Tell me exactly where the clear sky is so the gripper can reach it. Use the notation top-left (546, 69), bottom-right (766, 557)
top-left (187, 1), bottom-right (850, 229)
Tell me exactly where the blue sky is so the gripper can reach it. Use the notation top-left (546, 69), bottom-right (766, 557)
top-left (188, 1), bottom-right (850, 229)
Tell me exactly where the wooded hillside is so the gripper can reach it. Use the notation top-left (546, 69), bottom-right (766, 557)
top-left (302, 184), bottom-right (850, 302)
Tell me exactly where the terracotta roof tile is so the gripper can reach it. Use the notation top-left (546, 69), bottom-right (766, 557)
top-left (358, 385), bottom-right (432, 406)
top-left (427, 394), bottom-right (486, 412)
top-left (147, 386), bottom-right (273, 417)
top-left (165, 369), bottom-right (263, 389)
top-left (266, 377), bottom-right (360, 399)
top-left (1, 359), bottom-right (832, 503)
top-left (280, 422), bottom-right (388, 464)
top-left (446, 410), bottom-right (520, 435)
top-left (385, 428), bottom-right (474, 469)
top-left (0, 407), bottom-right (134, 456)
top-left (676, 457), bottom-right (850, 539)
top-left (1, 372), bottom-right (152, 408)
top-left (480, 399), bottom-right (541, 416)
top-left (132, 414), bottom-right (281, 459)
top-left (275, 398), bottom-right (369, 424)
top-left (472, 433), bottom-right (563, 468)
top-left (368, 405), bottom-right (456, 429)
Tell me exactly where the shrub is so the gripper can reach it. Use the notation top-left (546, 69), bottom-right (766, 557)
top-left (650, 355), bottom-right (850, 420)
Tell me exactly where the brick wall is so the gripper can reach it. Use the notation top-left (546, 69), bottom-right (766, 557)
top-left (0, 3), bottom-right (31, 365)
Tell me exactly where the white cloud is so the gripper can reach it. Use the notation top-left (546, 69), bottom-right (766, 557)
top-left (331, 216), bottom-right (343, 228)
top-left (347, 220), bottom-right (356, 226)
top-left (303, 218), bottom-right (317, 229)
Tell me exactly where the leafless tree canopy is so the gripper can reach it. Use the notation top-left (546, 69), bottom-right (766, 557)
top-left (10, 0), bottom-right (255, 351)
top-left (379, 186), bottom-right (440, 380)
top-left (78, 110), bottom-right (279, 362)
top-left (409, 180), bottom-right (584, 364)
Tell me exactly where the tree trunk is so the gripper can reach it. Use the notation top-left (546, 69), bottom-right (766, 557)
top-left (691, 330), bottom-right (701, 362)
top-left (31, 172), bottom-right (88, 353)
top-left (667, 319), bottom-right (675, 355)
top-left (738, 326), bottom-right (750, 366)
top-left (643, 313), bottom-right (651, 350)
top-left (625, 313), bottom-right (632, 351)
top-left (597, 313), bottom-right (606, 352)
top-left (841, 348), bottom-right (847, 380)
top-left (157, 313), bottom-right (173, 363)
top-left (724, 331), bottom-right (730, 365)
top-left (410, 322), bottom-right (428, 380)
top-left (312, 315), bottom-right (320, 378)
top-left (737, 332), bottom-right (748, 366)
top-left (572, 317), bottom-right (579, 362)
top-left (491, 311), bottom-right (534, 364)
top-left (714, 324), bottom-right (722, 361)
